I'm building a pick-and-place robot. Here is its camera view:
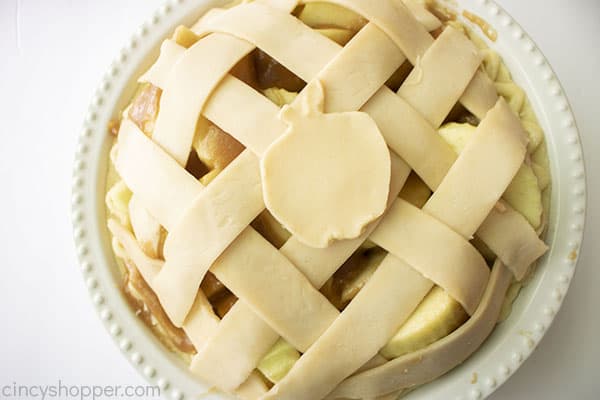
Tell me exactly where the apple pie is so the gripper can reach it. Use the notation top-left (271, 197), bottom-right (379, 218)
top-left (105, 0), bottom-right (551, 399)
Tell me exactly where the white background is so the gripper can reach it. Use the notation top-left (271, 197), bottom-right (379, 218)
top-left (0, 0), bottom-right (597, 399)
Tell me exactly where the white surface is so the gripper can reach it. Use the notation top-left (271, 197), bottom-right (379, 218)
top-left (0, 0), bottom-right (597, 399)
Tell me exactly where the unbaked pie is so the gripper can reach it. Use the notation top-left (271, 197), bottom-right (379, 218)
top-left (105, 0), bottom-right (551, 399)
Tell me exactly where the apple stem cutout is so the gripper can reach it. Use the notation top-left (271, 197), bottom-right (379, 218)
top-left (260, 80), bottom-right (391, 248)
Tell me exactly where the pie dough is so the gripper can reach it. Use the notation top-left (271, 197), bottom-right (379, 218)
top-left (104, 0), bottom-right (552, 399)
top-left (261, 81), bottom-right (391, 248)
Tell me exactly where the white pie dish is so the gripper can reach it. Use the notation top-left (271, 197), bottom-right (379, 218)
top-left (70, 0), bottom-right (586, 399)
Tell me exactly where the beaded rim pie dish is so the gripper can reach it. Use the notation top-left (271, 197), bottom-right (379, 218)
top-left (71, 0), bottom-right (586, 399)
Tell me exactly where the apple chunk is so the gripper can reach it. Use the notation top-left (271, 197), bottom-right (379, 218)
top-left (257, 339), bottom-right (300, 383)
top-left (380, 287), bottom-right (468, 359)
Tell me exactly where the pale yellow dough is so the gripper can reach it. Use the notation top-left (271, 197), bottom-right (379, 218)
top-left (261, 81), bottom-right (391, 248)
top-left (138, 39), bottom-right (184, 89)
top-left (104, 0), bottom-right (554, 398)
top-left (397, 26), bottom-right (482, 128)
top-left (370, 199), bottom-right (489, 315)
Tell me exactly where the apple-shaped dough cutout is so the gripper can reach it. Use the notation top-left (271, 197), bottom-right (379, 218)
top-left (261, 80), bottom-right (391, 248)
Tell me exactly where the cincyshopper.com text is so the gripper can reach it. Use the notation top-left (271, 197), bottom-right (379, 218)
top-left (1, 380), bottom-right (160, 399)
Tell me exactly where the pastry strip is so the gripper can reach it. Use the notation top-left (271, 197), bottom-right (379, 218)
top-left (298, 22), bottom-right (406, 113)
top-left (477, 203), bottom-right (549, 280)
top-left (202, 75), bottom-right (285, 157)
top-left (117, 98), bottom-right (231, 348)
top-left (370, 199), bottom-right (489, 315)
top-left (211, 227), bottom-right (340, 352)
top-left (401, 0), bottom-right (441, 31)
top-left (328, 260), bottom-right (512, 399)
top-left (397, 26), bottom-right (482, 128)
top-left (424, 99), bottom-right (528, 239)
top-left (138, 39), bottom-right (185, 89)
top-left (235, 372), bottom-right (269, 400)
top-left (181, 291), bottom-right (221, 350)
top-left (154, 150), bottom-right (264, 326)
top-left (114, 120), bottom-right (201, 231)
top-left (362, 90), bottom-right (456, 190)
top-left (460, 70), bottom-right (499, 120)
top-left (106, 218), bottom-right (266, 400)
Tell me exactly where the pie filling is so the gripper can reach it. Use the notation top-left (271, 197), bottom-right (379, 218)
top-left (104, 1), bottom-right (550, 399)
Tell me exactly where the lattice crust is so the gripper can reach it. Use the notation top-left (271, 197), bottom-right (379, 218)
top-left (109, 0), bottom-right (549, 399)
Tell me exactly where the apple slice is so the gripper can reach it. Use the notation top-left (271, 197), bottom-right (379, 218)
top-left (316, 28), bottom-right (354, 45)
top-left (321, 247), bottom-right (387, 310)
top-left (438, 122), bottom-right (476, 154)
top-left (262, 87), bottom-right (298, 107)
top-left (503, 163), bottom-right (543, 229)
top-left (298, 2), bottom-right (367, 32)
top-left (106, 181), bottom-right (132, 228)
top-left (257, 339), bottom-right (301, 383)
top-left (337, 249), bottom-right (386, 308)
top-left (380, 286), bottom-right (468, 359)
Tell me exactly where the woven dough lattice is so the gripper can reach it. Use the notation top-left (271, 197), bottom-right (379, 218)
top-left (108, 0), bottom-right (548, 399)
